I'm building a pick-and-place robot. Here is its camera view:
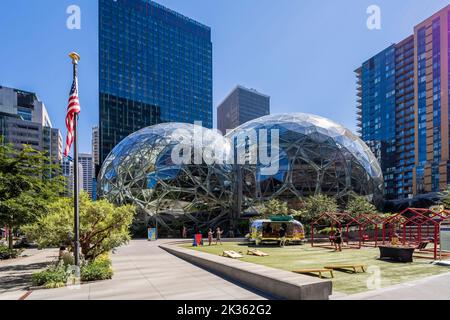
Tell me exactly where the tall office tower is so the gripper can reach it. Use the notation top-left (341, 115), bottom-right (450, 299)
top-left (217, 86), bottom-right (270, 134)
top-left (92, 126), bottom-right (100, 172)
top-left (0, 86), bottom-right (62, 164)
top-left (356, 5), bottom-right (450, 201)
top-left (62, 158), bottom-right (84, 197)
top-left (79, 153), bottom-right (94, 198)
top-left (99, 0), bottom-right (213, 168)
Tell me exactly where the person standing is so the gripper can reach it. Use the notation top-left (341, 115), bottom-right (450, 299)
top-left (208, 228), bottom-right (214, 246)
top-left (215, 227), bottom-right (223, 245)
top-left (279, 223), bottom-right (287, 247)
top-left (334, 229), bottom-right (343, 252)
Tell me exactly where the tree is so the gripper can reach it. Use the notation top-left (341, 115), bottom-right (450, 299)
top-left (345, 195), bottom-right (377, 217)
top-left (292, 194), bottom-right (338, 223)
top-left (260, 199), bottom-right (289, 218)
top-left (23, 192), bottom-right (135, 261)
top-left (440, 189), bottom-right (450, 210)
top-left (0, 141), bottom-right (64, 249)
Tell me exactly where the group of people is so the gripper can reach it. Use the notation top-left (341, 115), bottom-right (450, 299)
top-left (182, 226), bottom-right (224, 246)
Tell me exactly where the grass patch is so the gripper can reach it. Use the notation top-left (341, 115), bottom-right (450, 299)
top-left (181, 242), bottom-right (450, 294)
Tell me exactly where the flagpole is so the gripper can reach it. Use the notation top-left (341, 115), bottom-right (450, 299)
top-left (69, 52), bottom-right (80, 267)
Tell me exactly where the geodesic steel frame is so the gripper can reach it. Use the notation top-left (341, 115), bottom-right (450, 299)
top-left (226, 114), bottom-right (384, 210)
top-left (97, 123), bottom-right (234, 231)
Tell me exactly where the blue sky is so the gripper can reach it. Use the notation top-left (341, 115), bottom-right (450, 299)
top-left (0, 0), bottom-right (449, 153)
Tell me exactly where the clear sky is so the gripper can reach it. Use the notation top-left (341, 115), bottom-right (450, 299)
top-left (1, 0), bottom-right (449, 153)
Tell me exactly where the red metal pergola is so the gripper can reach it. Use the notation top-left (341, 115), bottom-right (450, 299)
top-left (353, 212), bottom-right (385, 247)
top-left (381, 208), bottom-right (450, 260)
top-left (311, 212), bottom-right (363, 249)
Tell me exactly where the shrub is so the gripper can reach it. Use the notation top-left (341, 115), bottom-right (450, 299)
top-left (0, 245), bottom-right (23, 260)
top-left (81, 255), bottom-right (113, 282)
top-left (32, 264), bottom-right (70, 287)
top-left (23, 193), bottom-right (135, 261)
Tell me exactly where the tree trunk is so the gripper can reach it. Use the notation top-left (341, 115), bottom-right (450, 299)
top-left (8, 227), bottom-right (13, 250)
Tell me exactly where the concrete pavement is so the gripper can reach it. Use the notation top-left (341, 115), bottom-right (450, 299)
top-left (26, 240), bottom-right (266, 300)
top-left (341, 271), bottom-right (450, 300)
top-left (0, 248), bottom-right (59, 300)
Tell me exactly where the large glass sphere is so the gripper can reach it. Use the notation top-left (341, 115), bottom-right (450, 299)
top-left (97, 123), bottom-right (233, 231)
top-left (226, 113), bottom-right (384, 208)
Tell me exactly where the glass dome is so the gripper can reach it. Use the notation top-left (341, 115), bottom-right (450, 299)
top-left (226, 113), bottom-right (384, 208)
top-left (97, 123), bottom-right (234, 231)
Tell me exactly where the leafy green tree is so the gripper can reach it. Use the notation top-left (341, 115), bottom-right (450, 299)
top-left (23, 193), bottom-right (135, 261)
top-left (291, 194), bottom-right (338, 223)
top-left (440, 189), bottom-right (450, 210)
top-left (260, 199), bottom-right (289, 218)
top-left (0, 141), bottom-right (64, 249)
top-left (345, 195), bottom-right (377, 217)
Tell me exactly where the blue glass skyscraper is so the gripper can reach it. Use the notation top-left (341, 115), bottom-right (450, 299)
top-left (99, 0), bottom-right (213, 166)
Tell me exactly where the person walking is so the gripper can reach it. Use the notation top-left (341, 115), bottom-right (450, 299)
top-left (208, 228), bottom-right (214, 246)
top-left (334, 229), bottom-right (343, 252)
top-left (215, 227), bottom-right (223, 245)
top-left (279, 223), bottom-right (287, 247)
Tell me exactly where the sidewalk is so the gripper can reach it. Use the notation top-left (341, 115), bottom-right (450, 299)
top-left (26, 240), bottom-right (266, 300)
top-left (340, 271), bottom-right (450, 300)
top-left (0, 248), bottom-right (58, 300)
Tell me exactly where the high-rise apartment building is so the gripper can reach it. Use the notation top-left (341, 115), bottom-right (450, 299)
top-left (217, 86), bottom-right (270, 134)
top-left (0, 86), bottom-right (62, 164)
top-left (79, 153), bottom-right (94, 198)
top-left (92, 126), bottom-right (100, 173)
top-left (356, 5), bottom-right (450, 201)
top-left (99, 0), bottom-right (213, 168)
top-left (62, 158), bottom-right (84, 197)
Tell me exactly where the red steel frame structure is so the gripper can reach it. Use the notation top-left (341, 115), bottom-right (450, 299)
top-left (353, 212), bottom-right (385, 247)
top-left (311, 212), bottom-right (363, 249)
top-left (381, 208), bottom-right (450, 260)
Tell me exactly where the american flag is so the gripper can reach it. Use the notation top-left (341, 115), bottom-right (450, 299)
top-left (64, 67), bottom-right (81, 157)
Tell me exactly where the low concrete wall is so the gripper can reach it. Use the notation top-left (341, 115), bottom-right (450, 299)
top-left (160, 243), bottom-right (332, 300)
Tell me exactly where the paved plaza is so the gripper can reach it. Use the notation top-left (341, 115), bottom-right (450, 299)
top-left (1, 240), bottom-right (450, 300)
top-left (0, 248), bottom-right (58, 300)
top-left (22, 240), bottom-right (266, 300)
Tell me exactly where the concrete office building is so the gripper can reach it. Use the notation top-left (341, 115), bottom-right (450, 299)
top-left (62, 157), bottom-right (84, 197)
top-left (79, 153), bottom-right (94, 198)
top-left (217, 86), bottom-right (270, 134)
top-left (0, 85), bottom-right (62, 164)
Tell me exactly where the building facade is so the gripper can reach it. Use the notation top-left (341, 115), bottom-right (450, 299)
top-left (0, 86), bottom-right (62, 164)
top-left (99, 0), bottom-right (213, 167)
top-left (62, 157), bottom-right (84, 197)
top-left (92, 126), bottom-right (100, 175)
top-left (356, 5), bottom-right (450, 201)
top-left (79, 153), bottom-right (94, 198)
top-left (217, 86), bottom-right (270, 134)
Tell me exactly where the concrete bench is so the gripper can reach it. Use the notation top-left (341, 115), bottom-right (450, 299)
top-left (160, 243), bottom-right (332, 300)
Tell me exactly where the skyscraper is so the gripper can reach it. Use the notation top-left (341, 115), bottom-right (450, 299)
top-left (62, 158), bottom-right (84, 197)
top-left (92, 126), bottom-right (100, 172)
top-left (356, 4), bottom-right (450, 201)
top-left (217, 86), bottom-right (270, 134)
top-left (79, 153), bottom-right (94, 198)
top-left (0, 85), bottom-right (62, 164)
top-left (99, 0), bottom-right (213, 167)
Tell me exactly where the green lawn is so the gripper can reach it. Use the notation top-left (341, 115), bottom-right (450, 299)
top-left (180, 242), bottom-right (450, 294)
